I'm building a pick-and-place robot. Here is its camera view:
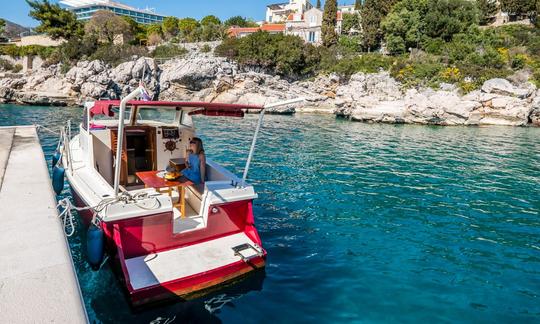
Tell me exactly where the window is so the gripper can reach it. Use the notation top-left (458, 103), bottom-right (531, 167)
top-left (308, 31), bottom-right (315, 43)
top-left (138, 107), bottom-right (178, 125)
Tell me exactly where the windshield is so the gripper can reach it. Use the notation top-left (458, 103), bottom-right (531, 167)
top-left (92, 107), bottom-right (132, 122)
top-left (138, 107), bottom-right (178, 124)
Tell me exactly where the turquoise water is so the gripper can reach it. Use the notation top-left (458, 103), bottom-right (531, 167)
top-left (1, 104), bottom-right (539, 323)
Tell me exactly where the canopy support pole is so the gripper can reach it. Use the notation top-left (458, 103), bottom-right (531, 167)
top-left (240, 97), bottom-right (304, 187)
top-left (114, 86), bottom-right (143, 197)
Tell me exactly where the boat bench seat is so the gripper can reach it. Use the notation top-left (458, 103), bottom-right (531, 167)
top-left (188, 184), bottom-right (204, 199)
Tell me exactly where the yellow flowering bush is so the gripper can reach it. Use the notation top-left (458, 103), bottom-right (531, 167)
top-left (497, 47), bottom-right (510, 62)
top-left (439, 67), bottom-right (462, 83)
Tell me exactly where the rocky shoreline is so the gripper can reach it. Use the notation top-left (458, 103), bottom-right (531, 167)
top-left (1, 53), bottom-right (539, 126)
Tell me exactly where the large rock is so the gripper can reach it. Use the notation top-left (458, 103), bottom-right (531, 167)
top-left (527, 95), bottom-right (540, 126)
top-left (160, 57), bottom-right (231, 91)
top-left (404, 89), bottom-right (481, 125)
top-left (65, 60), bottom-right (109, 91)
top-left (481, 78), bottom-right (534, 99)
top-left (467, 94), bottom-right (532, 126)
top-left (0, 87), bottom-right (14, 103)
top-left (111, 57), bottom-right (160, 97)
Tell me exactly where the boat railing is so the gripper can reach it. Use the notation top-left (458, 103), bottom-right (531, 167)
top-left (62, 123), bottom-right (73, 173)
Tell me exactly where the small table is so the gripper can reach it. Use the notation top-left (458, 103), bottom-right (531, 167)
top-left (135, 171), bottom-right (193, 219)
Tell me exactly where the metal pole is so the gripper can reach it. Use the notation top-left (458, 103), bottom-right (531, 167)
top-left (241, 109), bottom-right (265, 187)
top-left (240, 97), bottom-right (305, 187)
top-left (114, 86), bottom-right (143, 197)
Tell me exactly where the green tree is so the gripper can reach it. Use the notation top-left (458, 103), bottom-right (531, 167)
top-left (424, 0), bottom-right (479, 40)
top-left (84, 10), bottom-right (132, 44)
top-left (121, 16), bottom-right (146, 44)
top-left (536, 0), bottom-right (540, 26)
top-left (342, 13), bottom-right (361, 34)
top-left (382, 0), bottom-right (479, 54)
top-left (355, 0), bottom-right (362, 10)
top-left (224, 16), bottom-right (257, 27)
top-left (317, 0), bottom-right (322, 9)
top-left (162, 16), bottom-right (179, 39)
top-left (361, 0), bottom-right (397, 51)
top-left (0, 19), bottom-right (5, 36)
top-left (499, 0), bottom-right (535, 16)
top-left (322, 0), bottom-right (338, 47)
top-left (477, 0), bottom-right (499, 25)
top-left (26, 0), bottom-right (83, 40)
top-left (216, 31), bottom-right (320, 77)
top-left (201, 15), bottom-right (221, 26)
top-left (145, 23), bottom-right (163, 45)
top-left (178, 18), bottom-right (200, 42)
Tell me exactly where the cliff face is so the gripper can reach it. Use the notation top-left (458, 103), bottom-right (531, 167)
top-left (1, 54), bottom-right (539, 126)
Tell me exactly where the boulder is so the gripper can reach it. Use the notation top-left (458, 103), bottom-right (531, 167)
top-left (529, 96), bottom-right (540, 126)
top-left (0, 87), bottom-right (14, 102)
top-left (110, 57), bottom-right (161, 95)
top-left (481, 78), bottom-right (534, 99)
top-left (65, 60), bottom-right (109, 91)
top-left (160, 57), bottom-right (226, 91)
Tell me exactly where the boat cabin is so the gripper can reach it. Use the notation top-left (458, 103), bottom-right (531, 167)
top-left (74, 100), bottom-right (263, 231)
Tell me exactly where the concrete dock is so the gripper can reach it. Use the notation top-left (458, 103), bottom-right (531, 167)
top-left (0, 126), bottom-right (87, 323)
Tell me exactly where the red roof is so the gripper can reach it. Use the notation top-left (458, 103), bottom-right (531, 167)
top-left (228, 24), bottom-right (285, 37)
top-left (261, 24), bottom-right (286, 32)
top-left (90, 100), bottom-right (263, 118)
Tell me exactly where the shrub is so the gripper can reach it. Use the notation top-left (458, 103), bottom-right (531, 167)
top-left (12, 64), bottom-right (22, 73)
top-left (439, 66), bottom-right (462, 83)
top-left (0, 58), bottom-right (14, 71)
top-left (151, 44), bottom-right (188, 58)
top-left (216, 32), bottom-right (321, 78)
top-left (214, 37), bottom-right (239, 59)
top-left (200, 44), bottom-right (212, 53)
top-left (0, 45), bottom-right (55, 58)
top-left (458, 80), bottom-right (477, 93)
top-left (532, 68), bottom-right (540, 87)
top-left (511, 53), bottom-right (531, 70)
top-left (329, 53), bottom-right (395, 76)
top-left (90, 44), bottom-right (148, 66)
top-left (338, 35), bottom-right (362, 55)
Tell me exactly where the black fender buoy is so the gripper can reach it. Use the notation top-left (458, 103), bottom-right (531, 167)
top-left (51, 151), bottom-right (61, 170)
top-left (87, 224), bottom-right (105, 271)
top-left (52, 165), bottom-right (65, 195)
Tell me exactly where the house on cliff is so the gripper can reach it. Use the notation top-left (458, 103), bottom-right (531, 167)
top-left (227, 24), bottom-right (286, 38)
top-left (266, 0), bottom-right (313, 23)
top-left (285, 8), bottom-right (343, 45)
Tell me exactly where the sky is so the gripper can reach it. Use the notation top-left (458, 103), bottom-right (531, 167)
top-left (2, 0), bottom-right (355, 27)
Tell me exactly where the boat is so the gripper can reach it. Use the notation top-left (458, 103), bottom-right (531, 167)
top-left (59, 85), bottom-right (301, 306)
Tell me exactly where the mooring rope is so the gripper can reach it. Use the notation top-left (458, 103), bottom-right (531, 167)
top-left (35, 124), bottom-right (61, 136)
top-left (56, 191), bottom-right (162, 236)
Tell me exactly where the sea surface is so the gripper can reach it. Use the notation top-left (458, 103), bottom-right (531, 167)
top-left (1, 103), bottom-right (539, 323)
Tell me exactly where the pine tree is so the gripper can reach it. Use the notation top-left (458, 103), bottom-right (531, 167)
top-left (322, 0), bottom-right (338, 47)
top-left (360, 0), bottom-right (397, 51)
top-left (355, 0), bottom-right (362, 11)
top-left (499, 0), bottom-right (535, 16)
top-left (316, 0), bottom-right (321, 9)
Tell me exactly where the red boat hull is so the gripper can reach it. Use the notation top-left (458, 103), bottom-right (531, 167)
top-left (71, 188), bottom-right (266, 306)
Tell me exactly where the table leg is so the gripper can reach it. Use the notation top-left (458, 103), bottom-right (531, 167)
top-left (180, 186), bottom-right (185, 219)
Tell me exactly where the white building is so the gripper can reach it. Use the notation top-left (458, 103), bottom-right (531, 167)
top-left (285, 7), bottom-right (343, 45)
top-left (338, 4), bottom-right (358, 14)
top-left (266, 0), bottom-right (313, 23)
top-left (60, 0), bottom-right (165, 25)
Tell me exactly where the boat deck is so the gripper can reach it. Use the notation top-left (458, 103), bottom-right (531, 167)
top-left (125, 232), bottom-right (260, 290)
top-left (0, 126), bottom-right (87, 323)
